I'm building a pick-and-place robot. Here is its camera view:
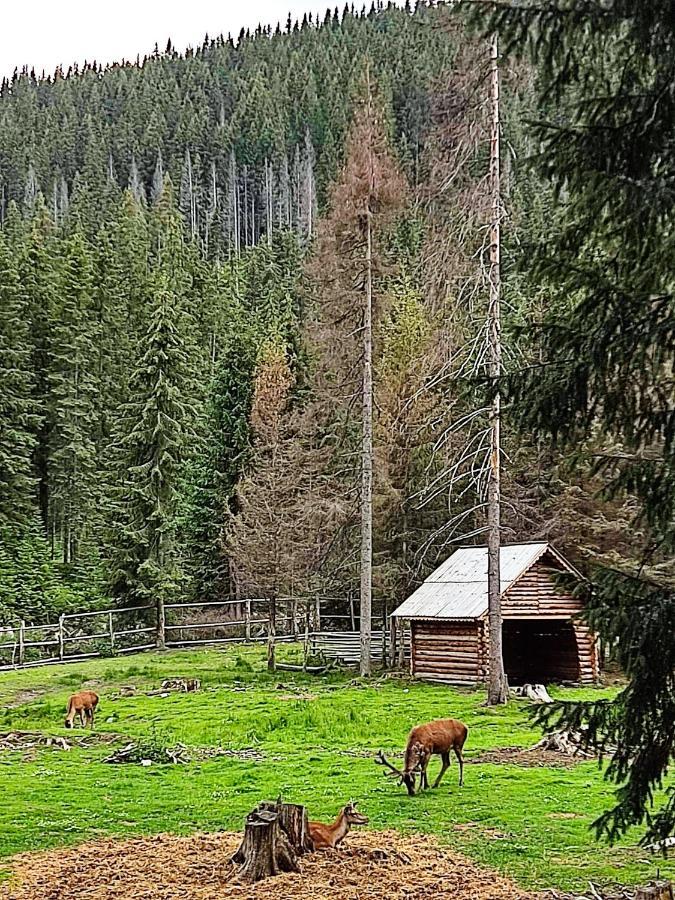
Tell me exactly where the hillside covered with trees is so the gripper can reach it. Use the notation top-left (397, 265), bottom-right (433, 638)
top-left (0, 2), bottom-right (641, 625)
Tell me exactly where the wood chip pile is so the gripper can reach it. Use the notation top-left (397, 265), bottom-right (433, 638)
top-left (2, 830), bottom-right (533, 900)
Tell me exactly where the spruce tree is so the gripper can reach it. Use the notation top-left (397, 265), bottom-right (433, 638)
top-left (108, 274), bottom-right (199, 636)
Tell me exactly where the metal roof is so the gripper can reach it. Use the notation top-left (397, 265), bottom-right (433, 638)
top-left (392, 542), bottom-right (561, 620)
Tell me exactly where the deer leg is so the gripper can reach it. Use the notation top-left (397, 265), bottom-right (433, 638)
top-left (78, 710), bottom-right (85, 728)
top-left (420, 753), bottom-right (431, 790)
top-left (433, 752), bottom-right (451, 789)
top-left (455, 748), bottom-right (464, 787)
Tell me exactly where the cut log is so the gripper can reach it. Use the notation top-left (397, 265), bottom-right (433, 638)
top-left (512, 683), bottom-right (553, 703)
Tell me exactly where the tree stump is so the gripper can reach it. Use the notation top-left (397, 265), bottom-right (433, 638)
top-left (635, 882), bottom-right (673, 900)
top-left (231, 799), bottom-right (313, 882)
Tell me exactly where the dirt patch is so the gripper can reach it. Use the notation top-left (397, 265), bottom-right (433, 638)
top-left (468, 747), bottom-right (585, 768)
top-left (3, 690), bottom-right (45, 709)
top-left (2, 830), bottom-right (532, 900)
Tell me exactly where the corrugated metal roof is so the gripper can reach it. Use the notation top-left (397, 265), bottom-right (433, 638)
top-left (391, 542), bottom-right (550, 620)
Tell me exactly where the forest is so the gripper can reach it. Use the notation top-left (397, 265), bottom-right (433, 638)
top-left (0, 1), bottom-right (663, 630)
top-left (0, 0), bottom-right (673, 869)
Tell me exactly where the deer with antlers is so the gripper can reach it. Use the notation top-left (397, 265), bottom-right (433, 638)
top-left (375, 718), bottom-right (468, 796)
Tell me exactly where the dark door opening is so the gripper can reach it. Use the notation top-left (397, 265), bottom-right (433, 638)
top-left (502, 619), bottom-right (580, 685)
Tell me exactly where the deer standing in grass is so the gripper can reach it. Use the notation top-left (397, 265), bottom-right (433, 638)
top-left (375, 718), bottom-right (468, 796)
top-left (308, 802), bottom-right (369, 849)
top-left (65, 690), bottom-right (99, 729)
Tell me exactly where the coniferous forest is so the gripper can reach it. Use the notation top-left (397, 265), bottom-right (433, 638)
top-left (0, 1), bottom-right (657, 624)
top-left (0, 0), bottom-right (673, 847)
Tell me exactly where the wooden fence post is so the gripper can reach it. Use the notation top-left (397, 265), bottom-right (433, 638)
top-left (245, 599), bottom-right (252, 642)
top-left (303, 603), bottom-right (310, 669)
top-left (388, 615), bottom-right (396, 669)
top-left (18, 620), bottom-right (25, 666)
top-left (313, 597), bottom-right (321, 633)
top-left (58, 614), bottom-right (65, 661)
top-left (397, 619), bottom-right (406, 670)
top-left (108, 612), bottom-right (115, 655)
top-left (156, 598), bottom-right (166, 650)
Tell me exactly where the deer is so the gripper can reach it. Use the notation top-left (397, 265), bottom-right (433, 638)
top-left (375, 718), bottom-right (468, 796)
top-left (308, 801), bottom-right (369, 849)
top-left (64, 690), bottom-right (99, 729)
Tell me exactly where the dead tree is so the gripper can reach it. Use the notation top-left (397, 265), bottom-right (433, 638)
top-left (486, 31), bottom-right (508, 706)
top-left (231, 799), bottom-right (313, 882)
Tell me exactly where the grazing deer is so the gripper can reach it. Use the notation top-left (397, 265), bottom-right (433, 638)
top-left (375, 718), bottom-right (468, 796)
top-left (65, 690), bottom-right (99, 729)
top-left (308, 802), bottom-right (369, 849)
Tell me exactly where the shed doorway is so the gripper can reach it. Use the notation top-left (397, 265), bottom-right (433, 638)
top-left (501, 619), bottom-right (581, 685)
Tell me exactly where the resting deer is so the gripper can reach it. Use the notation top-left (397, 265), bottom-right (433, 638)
top-left (375, 718), bottom-right (468, 796)
top-left (308, 802), bottom-right (369, 849)
top-left (65, 690), bottom-right (99, 729)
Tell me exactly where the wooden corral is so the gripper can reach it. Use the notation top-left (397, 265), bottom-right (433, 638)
top-left (393, 543), bottom-right (598, 686)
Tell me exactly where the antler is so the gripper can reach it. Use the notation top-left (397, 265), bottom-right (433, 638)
top-left (374, 750), bottom-right (406, 779)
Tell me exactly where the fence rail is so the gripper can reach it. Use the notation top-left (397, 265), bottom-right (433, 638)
top-left (0, 599), bottom-right (409, 672)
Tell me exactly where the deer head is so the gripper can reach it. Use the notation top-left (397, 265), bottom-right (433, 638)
top-left (343, 800), bottom-right (369, 825)
top-left (374, 750), bottom-right (417, 796)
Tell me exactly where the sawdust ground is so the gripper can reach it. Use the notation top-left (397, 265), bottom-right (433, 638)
top-left (2, 830), bottom-right (532, 900)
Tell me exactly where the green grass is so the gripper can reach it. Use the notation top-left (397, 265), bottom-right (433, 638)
top-left (0, 646), bottom-right (671, 890)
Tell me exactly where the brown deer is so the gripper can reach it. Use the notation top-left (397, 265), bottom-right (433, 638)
top-left (375, 718), bottom-right (468, 796)
top-left (308, 802), bottom-right (369, 849)
top-left (65, 690), bottom-right (99, 729)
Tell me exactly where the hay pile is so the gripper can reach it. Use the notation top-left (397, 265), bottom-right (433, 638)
top-left (3, 830), bottom-right (532, 900)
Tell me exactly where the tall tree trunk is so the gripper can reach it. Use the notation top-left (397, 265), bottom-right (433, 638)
top-left (486, 32), bottom-right (508, 706)
top-left (360, 70), bottom-right (376, 679)
top-left (360, 211), bottom-right (374, 677)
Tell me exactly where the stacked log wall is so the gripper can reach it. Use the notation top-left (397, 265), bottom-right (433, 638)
top-left (411, 620), bottom-right (482, 683)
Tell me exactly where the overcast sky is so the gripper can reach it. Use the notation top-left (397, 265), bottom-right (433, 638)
top-left (1, 0), bottom-right (367, 80)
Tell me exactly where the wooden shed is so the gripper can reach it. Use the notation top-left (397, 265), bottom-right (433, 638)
top-left (391, 542), bottom-right (598, 685)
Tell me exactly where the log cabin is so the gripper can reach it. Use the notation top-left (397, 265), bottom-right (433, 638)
top-left (391, 542), bottom-right (598, 686)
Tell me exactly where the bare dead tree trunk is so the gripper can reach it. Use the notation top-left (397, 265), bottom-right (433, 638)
top-left (360, 205), bottom-right (374, 677)
top-left (359, 67), bottom-right (375, 679)
top-left (486, 32), bottom-right (508, 706)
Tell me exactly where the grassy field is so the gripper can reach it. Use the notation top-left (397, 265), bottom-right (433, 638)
top-left (0, 646), bottom-right (671, 891)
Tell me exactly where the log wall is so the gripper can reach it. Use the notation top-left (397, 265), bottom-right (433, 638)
top-left (410, 620), bottom-right (483, 683)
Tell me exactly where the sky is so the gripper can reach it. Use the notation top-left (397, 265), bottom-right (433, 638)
top-left (0, 0), bottom-right (370, 80)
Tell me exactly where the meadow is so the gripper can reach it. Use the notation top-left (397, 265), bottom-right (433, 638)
top-left (0, 646), bottom-right (671, 891)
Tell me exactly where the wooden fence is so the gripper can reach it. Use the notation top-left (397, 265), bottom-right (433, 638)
top-left (0, 598), bottom-right (409, 672)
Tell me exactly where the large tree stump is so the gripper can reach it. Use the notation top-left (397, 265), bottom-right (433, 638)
top-left (231, 799), bottom-right (312, 882)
